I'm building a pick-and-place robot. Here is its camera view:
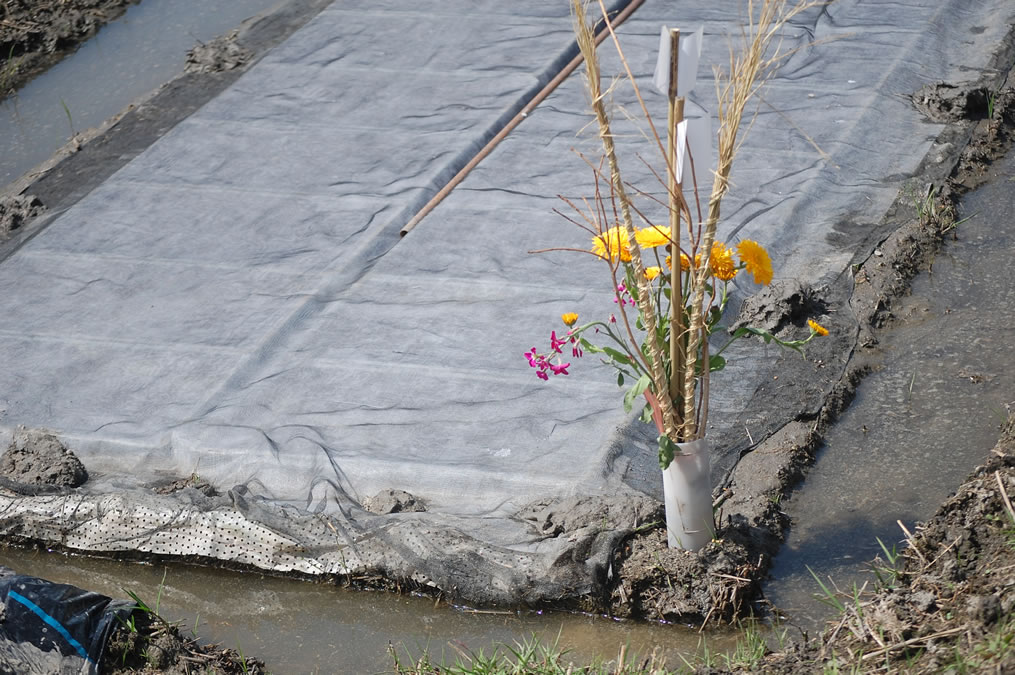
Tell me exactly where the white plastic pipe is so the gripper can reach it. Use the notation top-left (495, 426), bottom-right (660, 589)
top-left (661, 438), bottom-right (712, 550)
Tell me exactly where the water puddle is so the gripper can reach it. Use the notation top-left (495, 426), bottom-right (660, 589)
top-left (764, 152), bottom-right (1015, 632)
top-left (0, 0), bottom-right (282, 190)
top-left (0, 546), bottom-right (739, 671)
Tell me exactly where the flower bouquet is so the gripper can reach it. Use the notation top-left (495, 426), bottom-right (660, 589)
top-left (526, 0), bottom-right (825, 550)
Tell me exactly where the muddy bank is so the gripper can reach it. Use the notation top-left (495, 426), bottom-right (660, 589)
top-left (0, 433), bottom-right (266, 673)
top-left (0, 0), bottom-right (332, 253)
top-left (0, 0), bottom-right (140, 99)
top-left (733, 417), bottom-right (1015, 673)
top-left (102, 610), bottom-right (266, 674)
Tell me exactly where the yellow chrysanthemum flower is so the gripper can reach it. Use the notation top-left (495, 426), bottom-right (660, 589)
top-left (709, 242), bottom-right (737, 281)
top-left (634, 226), bottom-right (671, 250)
top-left (644, 266), bottom-right (662, 281)
top-left (561, 312), bottom-right (579, 326)
top-left (737, 239), bottom-right (773, 285)
top-left (592, 226), bottom-right (631, 263)
top-left (807, 319), bottom-right (829, 336)
top-left (666, 253), bottom-right (692, 271)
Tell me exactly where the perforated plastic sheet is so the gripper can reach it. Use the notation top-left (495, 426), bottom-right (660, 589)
top-left (1, 0), bottom-right (1013, 604)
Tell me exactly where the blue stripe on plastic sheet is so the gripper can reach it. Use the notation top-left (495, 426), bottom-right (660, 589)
top-left (8, 589), bottom-right (94, 663)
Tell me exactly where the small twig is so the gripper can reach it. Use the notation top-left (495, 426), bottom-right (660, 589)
top-left (858, 627), bottom-right (965, 661)
top-left (699, 603), bottom-right (716, 629)
top-left (819, 612), bottom-right (851, 660)
top-left (897, 520), bottom-right (928, 567)
top-left (528, 245), bottom-right (608, 258)
top-left (995, 470), bottom-right (1015, 522)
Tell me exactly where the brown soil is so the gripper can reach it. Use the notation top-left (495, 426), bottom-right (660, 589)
top-left (183, 30), bottom-right (251, 75)
top-left (102, 610), bottom-right (266, 674)
top-left (0, 0), bottom-right (140, 99)
top-left (0, 194), bottom-right (44, 241)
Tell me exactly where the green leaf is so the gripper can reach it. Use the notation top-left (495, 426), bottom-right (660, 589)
top-left (709, 353), bottom-right (726, 372)
top-left (602, 346), bottom-right (633, 366)
top-left (639, 403), bottom-right (653, 424)
top-left (623, 374), bottom-right (651, 413)
top-left (729, 326), bottom-right (751, 339)
top-left (706, 306), bottom-right (722, 327)
top-left (580, 337), bottom-right (604, 354)
top-left (617, 371), bottom-right (624, 387)
top-left (658, 435), bottom-right (677, 470)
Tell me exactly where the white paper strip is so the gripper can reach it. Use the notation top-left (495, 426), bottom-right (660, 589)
top-left (675, 120), bottom-right (688, 183)
top-left (675, 114), bottom-right (712, 187)
top-left (652, 25), bottom-right (704, 97)
top-left (684, 114), bottom-right (712, 188)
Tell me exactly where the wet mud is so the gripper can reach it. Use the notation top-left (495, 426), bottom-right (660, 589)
top-left (102, 610), bottom-right (267, 674)
top-left (0, 426), bottom-right (87, 493)
top-left (183, 31), bottom-right (252, 75)
top-left (0, 0), bottom-right (141, 99)
top-left (0, 194), bottom-right (43, 241)
top-left (737, 417), bottom-right (1015, 673)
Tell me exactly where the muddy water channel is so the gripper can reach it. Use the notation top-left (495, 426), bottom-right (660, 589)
top-left (0, 0), bottom-right (281, 189)
top-left (765, 154), bottom-right (1015, 632)
top-left (0, 547), bottom-right (740, 671)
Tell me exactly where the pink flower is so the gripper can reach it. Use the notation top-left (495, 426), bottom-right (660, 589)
top-left (613, 282), bottom-right (636, 307)
top-left (527, 347), bottom-right (544, 369)
top-left (526, 332), bottom-right (578, 380)
top-left (550, 330), bottom-right (566, 354)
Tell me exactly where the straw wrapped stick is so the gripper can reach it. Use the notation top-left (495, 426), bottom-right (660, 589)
top-left (573, 0), bottom-right (679, 437)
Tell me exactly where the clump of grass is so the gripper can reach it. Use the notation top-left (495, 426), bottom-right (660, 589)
top-left (720, 622), bottom-right (769, 670)
top-left (107, 574), bottom-right (265, 674)
top-left (389, 634), bottom-right (681, 674)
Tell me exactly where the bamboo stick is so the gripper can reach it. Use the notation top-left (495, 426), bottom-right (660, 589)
top-left (666, 28), bottom-right (686, 438)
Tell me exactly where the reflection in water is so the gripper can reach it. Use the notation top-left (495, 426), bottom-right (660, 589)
top-left (765, 151), bottom-right (1015, 633)
top-left (0, 0), bottom-right (280, 189)
top-left (0, 546), bottom-right (739, 672)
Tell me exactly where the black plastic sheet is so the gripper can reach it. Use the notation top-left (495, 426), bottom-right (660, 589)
top-left (0, 567), bottom-right (132, 675)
